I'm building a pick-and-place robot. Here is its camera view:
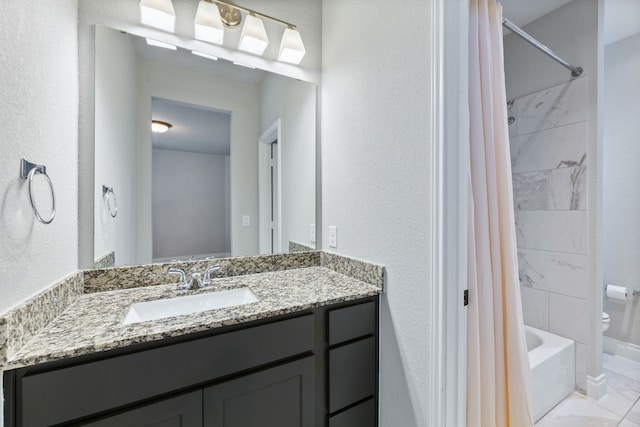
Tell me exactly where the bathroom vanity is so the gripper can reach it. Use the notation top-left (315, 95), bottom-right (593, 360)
top-left (1, 252), bottom-right (383, 427)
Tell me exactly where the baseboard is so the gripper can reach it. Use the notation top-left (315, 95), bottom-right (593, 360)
top-left (587, 373), bottom-right (607, 400)
top-left (603, 336), bottom-right (640, 363)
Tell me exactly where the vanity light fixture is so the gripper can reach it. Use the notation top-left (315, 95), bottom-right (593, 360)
top-left (278, 27), bottom-right (306, 64)
top-left (151, 120), bottom-right (173, 133)
top-left (194, 0), bottom-right (225, 45)
top-left (191, 50), bottom-right (219, 60)
top-left (145, 38), bottom-right (177, 50)
top-left (238, 13), bottom-right (269, 55)
top-left (142, 0), bottom-right (307, 64)
top-left (140, 0), bottom-right (176, 33)
top-left (193, 0), bottom-right (306, 63)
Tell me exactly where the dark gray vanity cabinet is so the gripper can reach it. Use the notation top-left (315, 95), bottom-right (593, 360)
top-left (204, 356), bottom-right (315, 427)
top-left (327, 301), bottom-right (378, 426)
top-left (81, 391), bottom-right (203, 427)
top-left (3, 296), bottom-right (378, 427)
top-left (82, 357), bottom-right (315, 427)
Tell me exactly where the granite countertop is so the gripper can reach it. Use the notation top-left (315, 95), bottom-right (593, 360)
top-left (5, 266), bottom-right (381, 370)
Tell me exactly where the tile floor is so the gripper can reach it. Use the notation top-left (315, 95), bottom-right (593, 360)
top-left (536, 354), bottom-right (640, 426)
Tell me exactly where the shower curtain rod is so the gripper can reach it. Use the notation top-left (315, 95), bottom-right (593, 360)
top-left (502, 18), bottom-right (583, 77)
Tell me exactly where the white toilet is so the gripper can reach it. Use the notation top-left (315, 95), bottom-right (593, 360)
top-left (602, 312), bottom-right (610, 333)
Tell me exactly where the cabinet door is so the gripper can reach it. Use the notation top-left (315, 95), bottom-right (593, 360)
top-left (204, 356), bottom-right (315, 427)
top-left (80, 390), bottom-right (202, 427)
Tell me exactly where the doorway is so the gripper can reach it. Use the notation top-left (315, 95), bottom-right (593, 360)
top-left (258, 120), bottom-right (282, 254)
top-left (150, 97), bottom-right (232, 262)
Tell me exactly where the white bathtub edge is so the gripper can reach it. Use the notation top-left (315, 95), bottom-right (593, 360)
top-left (525, 325), bottom-right (576, 423)
top-left (525, 325), bottom-right (575, 370)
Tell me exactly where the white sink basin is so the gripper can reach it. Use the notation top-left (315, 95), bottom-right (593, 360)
top-left (122, 288), bottom-right (259, 325)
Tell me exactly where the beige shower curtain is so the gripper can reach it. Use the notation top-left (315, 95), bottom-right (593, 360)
top-left (467, 0), bottom-right (534, 426)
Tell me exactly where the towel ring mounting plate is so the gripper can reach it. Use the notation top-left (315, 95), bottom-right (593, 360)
top-left (21, 158), bottom-right (56, 224)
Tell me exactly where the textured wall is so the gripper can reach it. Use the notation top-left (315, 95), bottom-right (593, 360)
top-left (0, 0), bottom-right (79, 314)
top-left (0, 1), bottom-right (79, 424)
top-left (321, 0), bottom-right (432, 424)
top-left (260, 74), bottom-right (316, 251)
top-left (504, 0), bottom-right (601, 392)
top-left (603, 32), bottom-right (640, 348)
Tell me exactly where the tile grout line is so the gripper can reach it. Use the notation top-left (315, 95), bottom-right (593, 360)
top-left (618, 395), bottom-right (640, 426)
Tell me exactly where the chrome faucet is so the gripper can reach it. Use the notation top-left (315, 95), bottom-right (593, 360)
top-left (168, 268), bottom-right (189, 290)
top-left (189, 269), bottom-right (203, 289)
top-left (168, 265), bottom-right (220, 290)
top-left (203, 264), bottom-right (221, 286)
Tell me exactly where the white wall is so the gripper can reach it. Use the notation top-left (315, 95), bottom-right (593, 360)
top-left (0, 1), bottom-right (78, 423)
top-left (0, 0), bottom-right (79, 314)
top-left (503, 0), bottom-right (602, 393)
top-left (136, 59), bottom-right (260, 261)
top-left (260, 74), bottom-right (316, 250)
top-left (94, 26), bottom-right (138, 266)
top-left (322, 0), bottom-right (432, 425)
top-left (603, 32), bottom-right (640, 347)
top-left (152, 149), bottom-right (230, 259)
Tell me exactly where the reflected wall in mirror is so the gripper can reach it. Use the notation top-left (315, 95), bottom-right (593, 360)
top-left (94, 26), bottom-right (316, 267)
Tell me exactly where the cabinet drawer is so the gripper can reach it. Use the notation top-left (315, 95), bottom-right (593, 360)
top-left (329, 398), bottom-right (376, 427)
top-left (328, 301), bottom-right (376, 345)
top-left (329, 337), bottom-right (377, 413)
top-left (20, 314), bottom-right (314, 427)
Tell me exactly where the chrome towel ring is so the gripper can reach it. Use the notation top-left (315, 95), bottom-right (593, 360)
top-left (20, 158), bottom-right (56, 224)
top-left (102, 185), bottom-right (118, 218)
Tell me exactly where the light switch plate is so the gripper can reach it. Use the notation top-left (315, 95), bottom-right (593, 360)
top-left (242, 215), bottom-right (250, 226)
top-left (329, 226), bottom-right (337, 248)
top-left (310, 224), bottom-right (316, 243)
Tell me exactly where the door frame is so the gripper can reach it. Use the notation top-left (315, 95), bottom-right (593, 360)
top-left (258, 119), bottom-right (282, 254)
top-left (429, 0), bottom-right (469, 426)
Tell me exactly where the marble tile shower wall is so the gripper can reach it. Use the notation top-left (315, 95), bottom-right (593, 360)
top-left (509, 77), bottom-right (589, 391)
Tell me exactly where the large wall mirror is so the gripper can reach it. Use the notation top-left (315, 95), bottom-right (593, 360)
top-left (94, 26), bottom-right (316, 267)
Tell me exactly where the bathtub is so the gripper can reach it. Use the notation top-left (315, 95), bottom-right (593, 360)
top-left (525, 325), bottom-right (575, 422)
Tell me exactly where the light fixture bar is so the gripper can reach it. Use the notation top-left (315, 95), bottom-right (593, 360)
top-left (209, 0), bottom-right (296, 29)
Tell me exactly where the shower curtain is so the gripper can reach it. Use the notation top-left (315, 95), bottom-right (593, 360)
top-left (467, 0), bottom-right (534, 426)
